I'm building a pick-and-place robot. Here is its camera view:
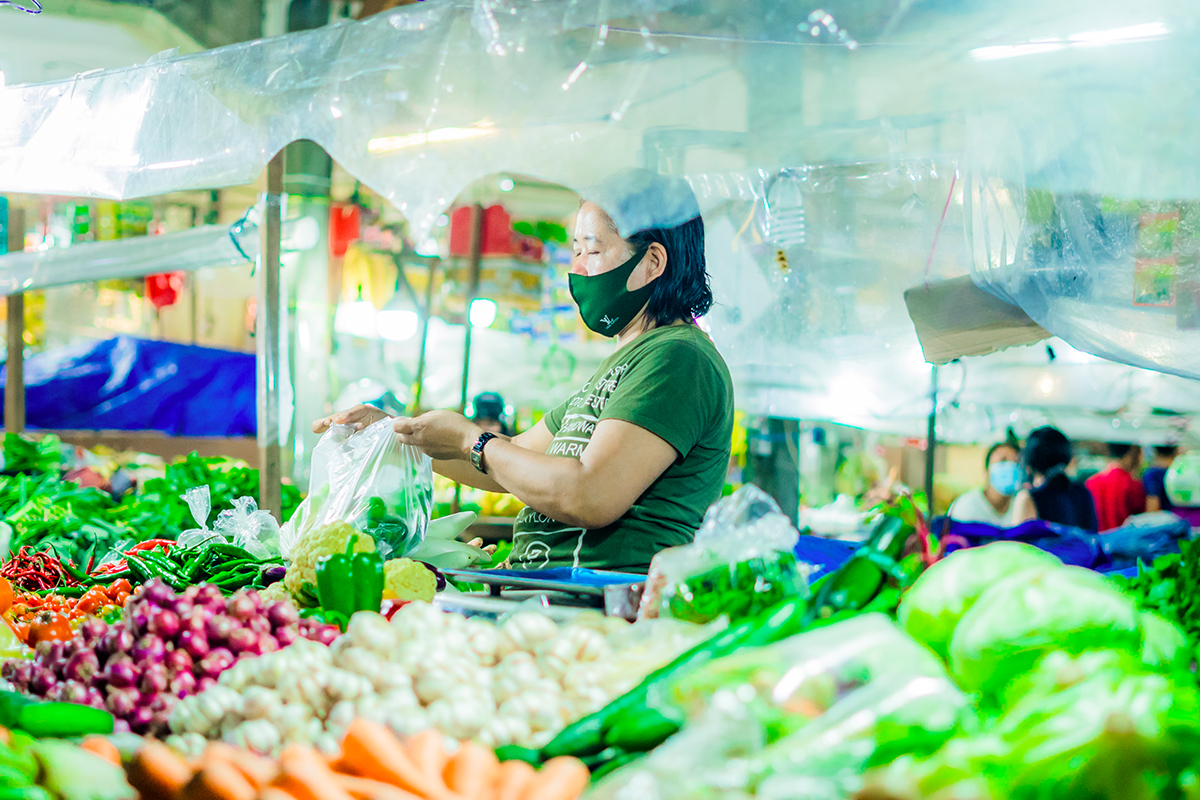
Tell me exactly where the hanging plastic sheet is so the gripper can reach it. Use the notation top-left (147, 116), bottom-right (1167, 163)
top-left (3, 0), bottom-right (1200, 402)
top-left (1, 336), bottom-right (255, 436)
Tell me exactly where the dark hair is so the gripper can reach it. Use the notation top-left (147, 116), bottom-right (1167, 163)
top-left (985, 441), bottom-right (1020, 469)
top-left (1108, 442), bottom-right (1136, 459)
top-left (1024, 426), bottom-right (1073, 485)
top-left (1155, 444), bottom-right (1179, 458)
top-left (626, 215), bottom-right (713, 328)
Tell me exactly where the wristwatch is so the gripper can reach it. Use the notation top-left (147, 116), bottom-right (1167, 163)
top-left (470, 432), bottom-right (497, 474)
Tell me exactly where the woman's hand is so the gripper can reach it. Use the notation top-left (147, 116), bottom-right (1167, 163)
top-left (312, 404), bottom-right (391, 434)
top-left (393, 410), bottom-right (483, 461)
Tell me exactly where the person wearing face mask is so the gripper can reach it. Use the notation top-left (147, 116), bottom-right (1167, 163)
top-left (948, 440), bottom-right (1023, 527)
top-left (1012, 426), bottom-right (1098, 531)
top-left (313, 170), bottom-right (734, 573)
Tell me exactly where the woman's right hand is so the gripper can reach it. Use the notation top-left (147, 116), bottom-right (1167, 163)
top-left (312, 404), bottom-right (392, 434)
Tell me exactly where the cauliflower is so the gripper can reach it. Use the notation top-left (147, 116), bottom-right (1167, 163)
top-left (260, 581), bottom-right (292, 605)
top-left (283, 522), bottom-right (377, 606)
top-left (384, 558), bottom-right (437, 603)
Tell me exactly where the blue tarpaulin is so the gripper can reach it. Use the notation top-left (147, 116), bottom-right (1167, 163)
top-left (1, 336), bottom-right (255, 437)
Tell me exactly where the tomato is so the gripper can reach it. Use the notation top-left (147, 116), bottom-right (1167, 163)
top-left (0, 578), bottom-right (13, 616)
top-left (108, 579), bottom-right (133, 598)
top-left (75, 587), bottom-right (110, 615)
top-left (27, 612), bottom-right (73, 647)
top-left (112, 591), bottom-right (130, 607)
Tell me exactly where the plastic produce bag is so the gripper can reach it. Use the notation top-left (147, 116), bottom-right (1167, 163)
top-left (174, 485), bottom-right (281, 559)
top-left (280, 419), bottom-right (432, 559)
top-left (647, 485), bottom-right (808, 624)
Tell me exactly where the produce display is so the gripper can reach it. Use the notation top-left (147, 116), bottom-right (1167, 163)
top-left (1, 580), bottom-right (338, 737)
top-left (0, 727), bottom-right (133, 800)
top-left (130, 722), bottom-right (589, 800)
top-left (165, 603), bottom-right (708, 757)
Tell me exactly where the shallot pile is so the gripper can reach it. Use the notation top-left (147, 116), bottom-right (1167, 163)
top-left (1, 579), bottom-right (338, 736)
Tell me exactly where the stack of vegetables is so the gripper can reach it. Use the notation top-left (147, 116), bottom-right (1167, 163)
top-left (0, 727), bottom-right (133, 800)
top-left (165, 602), bottom-right (709, 757)
top-left (131, 721), bottom-right (589, 800)
top-left (2, 580), bottom-right (337, 737)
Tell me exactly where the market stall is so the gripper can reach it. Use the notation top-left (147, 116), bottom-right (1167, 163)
top-left (0, 0), bottom-right (1198, 798)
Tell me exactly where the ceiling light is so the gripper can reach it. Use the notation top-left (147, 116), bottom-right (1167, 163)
top-left (377, 309), bottom-right (419, 341)
top-left (334, 298), bottom-right (377, 338)
top-left (367, 122), bottom-right (496, 155)
top-left (469, 298), bottom-right (497, 328)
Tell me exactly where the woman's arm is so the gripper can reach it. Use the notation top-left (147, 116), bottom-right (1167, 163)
top-left (431, 421), bottom-right (556, 493)
top-left (395, 411), bottom-right (677, 529)
top-left (1010, 489), bottom-right (1038, 524)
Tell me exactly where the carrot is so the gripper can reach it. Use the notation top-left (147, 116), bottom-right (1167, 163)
top-left (443, 742), bottom-right (498, 800)
top-left (276, 746), bottom-right (356, 800)
top-left (179, 761), bottom-right (258, 800)
top-left (334, 774), bottom-right (426, 800)
top-left (494, 760), bottom-right (536, 800)
top-left (341, 719), bottom-right (461, 800)
top-left (405, 730), bottom-right (449, 783)
top-left (261, 788), bottom-right (303, 800)
top-left (523, 758), bottom-right (590, 800)
top-left (202, 743), bottom-right (278, 788)
top-left (80, 736), bottom-right (121, 766)
top-left (126, 741), bottom-right (195, 800)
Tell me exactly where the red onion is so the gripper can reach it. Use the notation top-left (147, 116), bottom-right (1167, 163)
top-left (35, 640), bottom-right (65, 666)
top-left (274, 627), bottom-right (298, 647)
top-left (266, 601), bottom-right (299, 629)
top-left (179, 630), bottom-right (210, 660)
top-left (258, 634), bottom-right (279, 653)
top-left (132, 635), bottom-right (165, 665)
top-left (44, 683), bottom-right (66, 702)
top-left (225, 594), bottom-right (257, 622)
top-left (112, 719), bottom-right (131, 734)
top-left (30, 667), bottom-right (56, 694)
top-left (226, 629), bottom-right (259, 655)
top-left (83, 686), bottom-right (106, 709)
top-left (63, 650), bottom-right (100, 683)
top-left (128, 705), bottom-right (154, 734)
top-left (62, 638), bottom-right (86, 660)
top-left (104, 657), bottom-right (139, 689)
top-left (193, 584), bottom-right (225, 609)
top-left (204, 614), bottom-right (238, 644)
top-left (140, 579), bottom-right (175, 608)
top-left (196, 676), bottom-right (218, 693)
top-left (59, 680), bottom-right (89, 704)
top-left (164, 648), bottom-right (194, 675)
top-left (79, 618), bottom-right (108, 644)
top-left (312, 626), bottom-right (339, 646)
top-left (183, 585), bottom-right (201, 600)
top-left (247, 615), bottom-right (271, 635)
top-left (2, 661), bottom-right (20, 681)
top-left (139, 664), bottom-right (169, 695)
top-left (148, 693), bottom-right (177, 716)
top-left (98, 627), bottom-right (135, 659)
top-left (170, 598), bottom-right (195, 620)
top-left (147, 609), bottom-right (181, 640)
top-left (181, 613), bottom-right (208, 635)
top-left (124, 604), bottom-right (151, 636)
top-left (198, 648), bottom-right (235, 679)
top-left (170, 671), bottom-right (196, 698)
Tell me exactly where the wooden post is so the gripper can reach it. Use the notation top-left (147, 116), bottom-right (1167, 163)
top-left (4, 207), bottom-right (24, 434)
top-left (258, 152), bottom-right (284, 520)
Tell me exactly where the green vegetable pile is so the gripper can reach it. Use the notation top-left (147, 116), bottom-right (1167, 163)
top-left (665, 551), bottom-right (806, 625)
top-left (1112, 538), bottom-right (1200, 658)
top-left (0, 436), bottom-right (299, 579)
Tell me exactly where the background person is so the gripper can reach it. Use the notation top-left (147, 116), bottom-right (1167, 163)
top-left (1012, 426), bottom-right (1098, 531)
top-left (1085, 442), bottom-right (1146, 531)
top-left (948, 440), bottom-right (1022, 526)
top-left (1143, 444), bottom-right (1178, 513)
top-left (471, 392), bottom-right (513, 437)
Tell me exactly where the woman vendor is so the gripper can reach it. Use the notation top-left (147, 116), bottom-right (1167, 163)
top-left (314, 170), bottom-right (734, 573)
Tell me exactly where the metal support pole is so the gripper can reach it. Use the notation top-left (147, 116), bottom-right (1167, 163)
top-left (458, 204), bottom-right (484, 414)
top-left (258, 152), bottom-right (285, 520)
top-left (4, 206), bottom-right (24, 434)
top-left (411, 257), bottom-right (439, 413)
top-left (925, 365), bottom-right (939, 518)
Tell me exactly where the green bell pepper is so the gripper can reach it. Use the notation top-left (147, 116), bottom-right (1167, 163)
top-left (316, 535), bottom-right (385, 628)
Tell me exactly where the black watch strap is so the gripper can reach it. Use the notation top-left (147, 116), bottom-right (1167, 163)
top-left (470, 432), bottom-right (497, 474)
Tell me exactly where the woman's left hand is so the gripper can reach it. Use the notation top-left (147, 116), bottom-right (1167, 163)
top-left (393, 410), bottom-right (483, 461)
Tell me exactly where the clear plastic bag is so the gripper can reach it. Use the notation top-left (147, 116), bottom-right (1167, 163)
top-left (175, 485), bottom-right (282, 559)
top-left (280, 418), bottom-right (433, 559)
top-left (645, 485), bottom-right (808, 624)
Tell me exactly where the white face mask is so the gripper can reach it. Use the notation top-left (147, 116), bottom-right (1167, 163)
top-left (989, 461), bottom-right (1024, 497)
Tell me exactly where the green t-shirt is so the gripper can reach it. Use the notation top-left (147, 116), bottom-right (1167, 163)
top-left (509, 325), bottom-right (734, 573)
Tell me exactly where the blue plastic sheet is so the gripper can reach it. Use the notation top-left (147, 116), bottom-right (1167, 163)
top-left (482, 567), bottom-right (644, 587)
top-left (1096, 513), bottom-right (1191, 571)
top-left (794, 534), bottom-right (857, 581)
top-left (934, 517), bottom-right (1108, 569)
top-left (1, 336), bottom-right (254, 437)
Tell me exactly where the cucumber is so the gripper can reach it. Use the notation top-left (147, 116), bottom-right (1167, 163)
top-left (539, 714), bottom-right (609, 760)
top-left (494, 745), bottom-right (540, 765)
top-left (603, 705), bottom-right (683, 752)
